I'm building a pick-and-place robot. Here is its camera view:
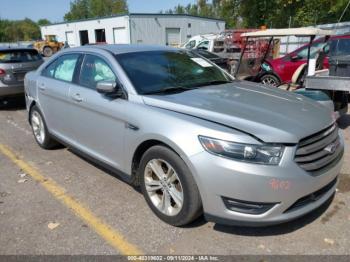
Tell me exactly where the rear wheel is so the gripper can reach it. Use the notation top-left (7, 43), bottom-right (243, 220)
top-left (43, 46), bottom-right (53, 57)
top-left (139, 146), bottom-right (202, 226)
top-left (260, 74), bottom-right (280, 87)
top-left (30, 105), bottom-right (58, 149)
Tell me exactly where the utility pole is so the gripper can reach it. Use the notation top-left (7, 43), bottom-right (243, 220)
top-left (286, 16), bottom-right (292, 54)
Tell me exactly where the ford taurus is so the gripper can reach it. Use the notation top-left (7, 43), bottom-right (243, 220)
top-left (24, 45), bottom-right (344, 226)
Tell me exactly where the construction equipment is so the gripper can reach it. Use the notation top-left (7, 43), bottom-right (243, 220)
top-left (33, 35), bottom-right (64, 57)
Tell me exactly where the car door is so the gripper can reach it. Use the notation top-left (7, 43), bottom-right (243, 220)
top-left (69, 53), bottom-right (127, 170)
top-left (37, 53), bottom-right (81, 143)
top-left (283, 41), bottom-right (328, 81)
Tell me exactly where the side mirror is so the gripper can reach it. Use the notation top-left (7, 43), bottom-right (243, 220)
top-left (97, 80), bottom-right (116, 93)
top-left (291, 55), bottom-right (300, 61)
top-left (197, 46), bottom-right (208, 50)
top-left (96, 80), bottom-right (123, 97)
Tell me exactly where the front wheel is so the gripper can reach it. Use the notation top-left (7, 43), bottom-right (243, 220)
top-left (260, 74), bottom-right (280, 87)
top-left (139, 146), bottom-right (202, 226)
top-left (43, 46), bottom-right (53, 57)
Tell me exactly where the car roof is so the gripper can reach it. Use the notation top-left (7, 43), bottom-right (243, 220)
top-left (242, 27), bottom-right (334, 37)
top-left (0, 47), bottom-right (36, 52)
top-left (74, 44), bottom-right (179, 55)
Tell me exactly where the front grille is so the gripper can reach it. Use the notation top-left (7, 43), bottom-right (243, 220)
top-left (295, 124), bottom-right (343, 173)
top-left (284, 178), bottom-right (337, 213)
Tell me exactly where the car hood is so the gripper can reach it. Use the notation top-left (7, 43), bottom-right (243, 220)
top-left (142, 81), bottom-right (334, 143)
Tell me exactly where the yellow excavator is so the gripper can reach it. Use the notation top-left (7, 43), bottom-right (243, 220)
top-left (34, 35), bottom-right (65, 57)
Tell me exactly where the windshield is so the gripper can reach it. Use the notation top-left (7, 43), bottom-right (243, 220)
top-left (116, 50), bottom-right (231, 95)
top-left (0, 49), bottom-right (42, 63)
top-left (235, 37), bottom-right (274, 80)
top-left (294, 41), bottom-right (327, 59)
top-left (196, 50), bottom-right (220, 59)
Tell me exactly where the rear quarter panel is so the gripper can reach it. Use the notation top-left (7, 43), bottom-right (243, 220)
top-left (24, 71), bottom-right (39, 112)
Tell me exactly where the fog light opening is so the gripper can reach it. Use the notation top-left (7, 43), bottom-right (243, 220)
top-left (222, 197), bottom-right (277, 215)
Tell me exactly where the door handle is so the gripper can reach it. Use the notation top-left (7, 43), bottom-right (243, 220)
top-left (72, 93), bottom-right (83, 102)
top-left (39, 83), bottom-right (46, 91)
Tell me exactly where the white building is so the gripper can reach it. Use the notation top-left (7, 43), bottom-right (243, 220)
top-left (41, 13), bottom-right (225, 48)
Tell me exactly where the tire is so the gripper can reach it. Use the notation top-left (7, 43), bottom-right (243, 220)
top-left (30, 105), bottom-right (58, 149)
top-left (139, 145), bottom-right (202, 226)
top-left (43, 46), bottom-right (53, 57)
top-left (260, 74), bottom-right (281, 87)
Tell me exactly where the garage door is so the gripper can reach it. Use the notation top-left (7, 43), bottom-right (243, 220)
top-left (113, 27), bottom-right (128, 44)
top-left (65, 31), bottom-right (76, 47)
top-left (166, 28), bottom-right (180, 47)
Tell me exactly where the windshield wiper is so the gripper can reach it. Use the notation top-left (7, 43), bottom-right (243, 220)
top-left (143, 86), bottom-right (197, 95)
top-left (190, 80), bottom-right (233, 88)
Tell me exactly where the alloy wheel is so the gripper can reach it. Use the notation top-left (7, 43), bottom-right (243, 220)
top-left (144, 159), bottom-right (184, 216)
top-left (31, 111), bottom-right (45, 144)
top-left (262, 76), bottom-right (278, 87)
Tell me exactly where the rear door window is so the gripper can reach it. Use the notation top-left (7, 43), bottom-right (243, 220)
top-left (42, 54), bottom-right (80, 82)
top-left (79, 55), bottom-right (116, 89)
top-left (0, 49), bottom-right (42, 63)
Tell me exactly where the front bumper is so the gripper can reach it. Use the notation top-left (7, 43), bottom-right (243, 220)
top-left (188, 137), bottom-right (344, 226)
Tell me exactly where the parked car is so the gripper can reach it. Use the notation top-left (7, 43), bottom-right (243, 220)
top-left (0, 48), bottom-right (44, 101)
top-left (181, 34), bottom-right (220, 51)
top-left (263, 34), bottom-right (350, 86)
top-left (191, 49), bottom-right (230, 71)
top-left (25, 45), bottom-right (344, 226)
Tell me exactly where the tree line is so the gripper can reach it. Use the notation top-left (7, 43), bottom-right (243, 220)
top-left (64, 0), bottom-right (128, 21)
top-left (0, 19), bottom-right (51, 42)
top-left (1, 0), bottom-right (350, 42)
top-left (165, 0), bottom-right (350, 29)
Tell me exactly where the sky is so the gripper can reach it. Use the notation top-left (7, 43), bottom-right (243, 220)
top-left (0, 0), bottom-right (196, 22)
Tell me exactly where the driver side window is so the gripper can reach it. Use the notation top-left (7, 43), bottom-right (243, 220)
top-left (79, 55), bottom-right (116, 89)
top-left (295, 42), bottom-right (326, 60)
top-left (185, 40), bottom-right (196, 49)
top-left (197, 41), bottom-right (209, 50)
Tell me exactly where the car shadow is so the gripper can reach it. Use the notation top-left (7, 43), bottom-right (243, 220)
top-left (337, 112), bottom-right (350, 130)
top-left (0, 97), bottom-right (26, 111)
top-left (212, 194), bottom-right (334, 236)
top-left (67, 147), bottom-right (210, 226)
top-left (67, 145), bottom-right (335, 233)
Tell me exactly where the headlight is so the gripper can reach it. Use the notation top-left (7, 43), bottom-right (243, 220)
top-left (199, 136), bottom-right (284, 165)
top-left (261, 62), bottom-right (272, 72)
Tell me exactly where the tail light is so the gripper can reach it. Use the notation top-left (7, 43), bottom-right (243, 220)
top-left (0, 68), bottom-right (6, 77)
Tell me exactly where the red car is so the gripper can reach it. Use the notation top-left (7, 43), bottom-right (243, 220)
top-left (261, 34), bottom-right (350, 86)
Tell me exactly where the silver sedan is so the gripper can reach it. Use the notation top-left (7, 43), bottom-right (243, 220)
top-left (24, 45), bottom-right (344, 226)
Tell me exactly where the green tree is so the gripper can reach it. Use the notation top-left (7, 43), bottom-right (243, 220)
top-left (64, 0), bottom-right (128, 21)
top-left (164, 0), bottom-right (350, 29)
top-left (64, 0), bottom-right (90, 21)
top-left (218, 0), bottom-right (241, 28)
top-left (0, 18), bottom-right (42, 42)
top-left (174, 4), bottom-right (186, 14)
top-left (198, 0), bottom-right (212, 17)
top-left (163, 0), bottom-right (241, 28)
top-left (37, 19), bottom-right (52, 27)
top-left (19, 18), bottom-right (41, 40)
